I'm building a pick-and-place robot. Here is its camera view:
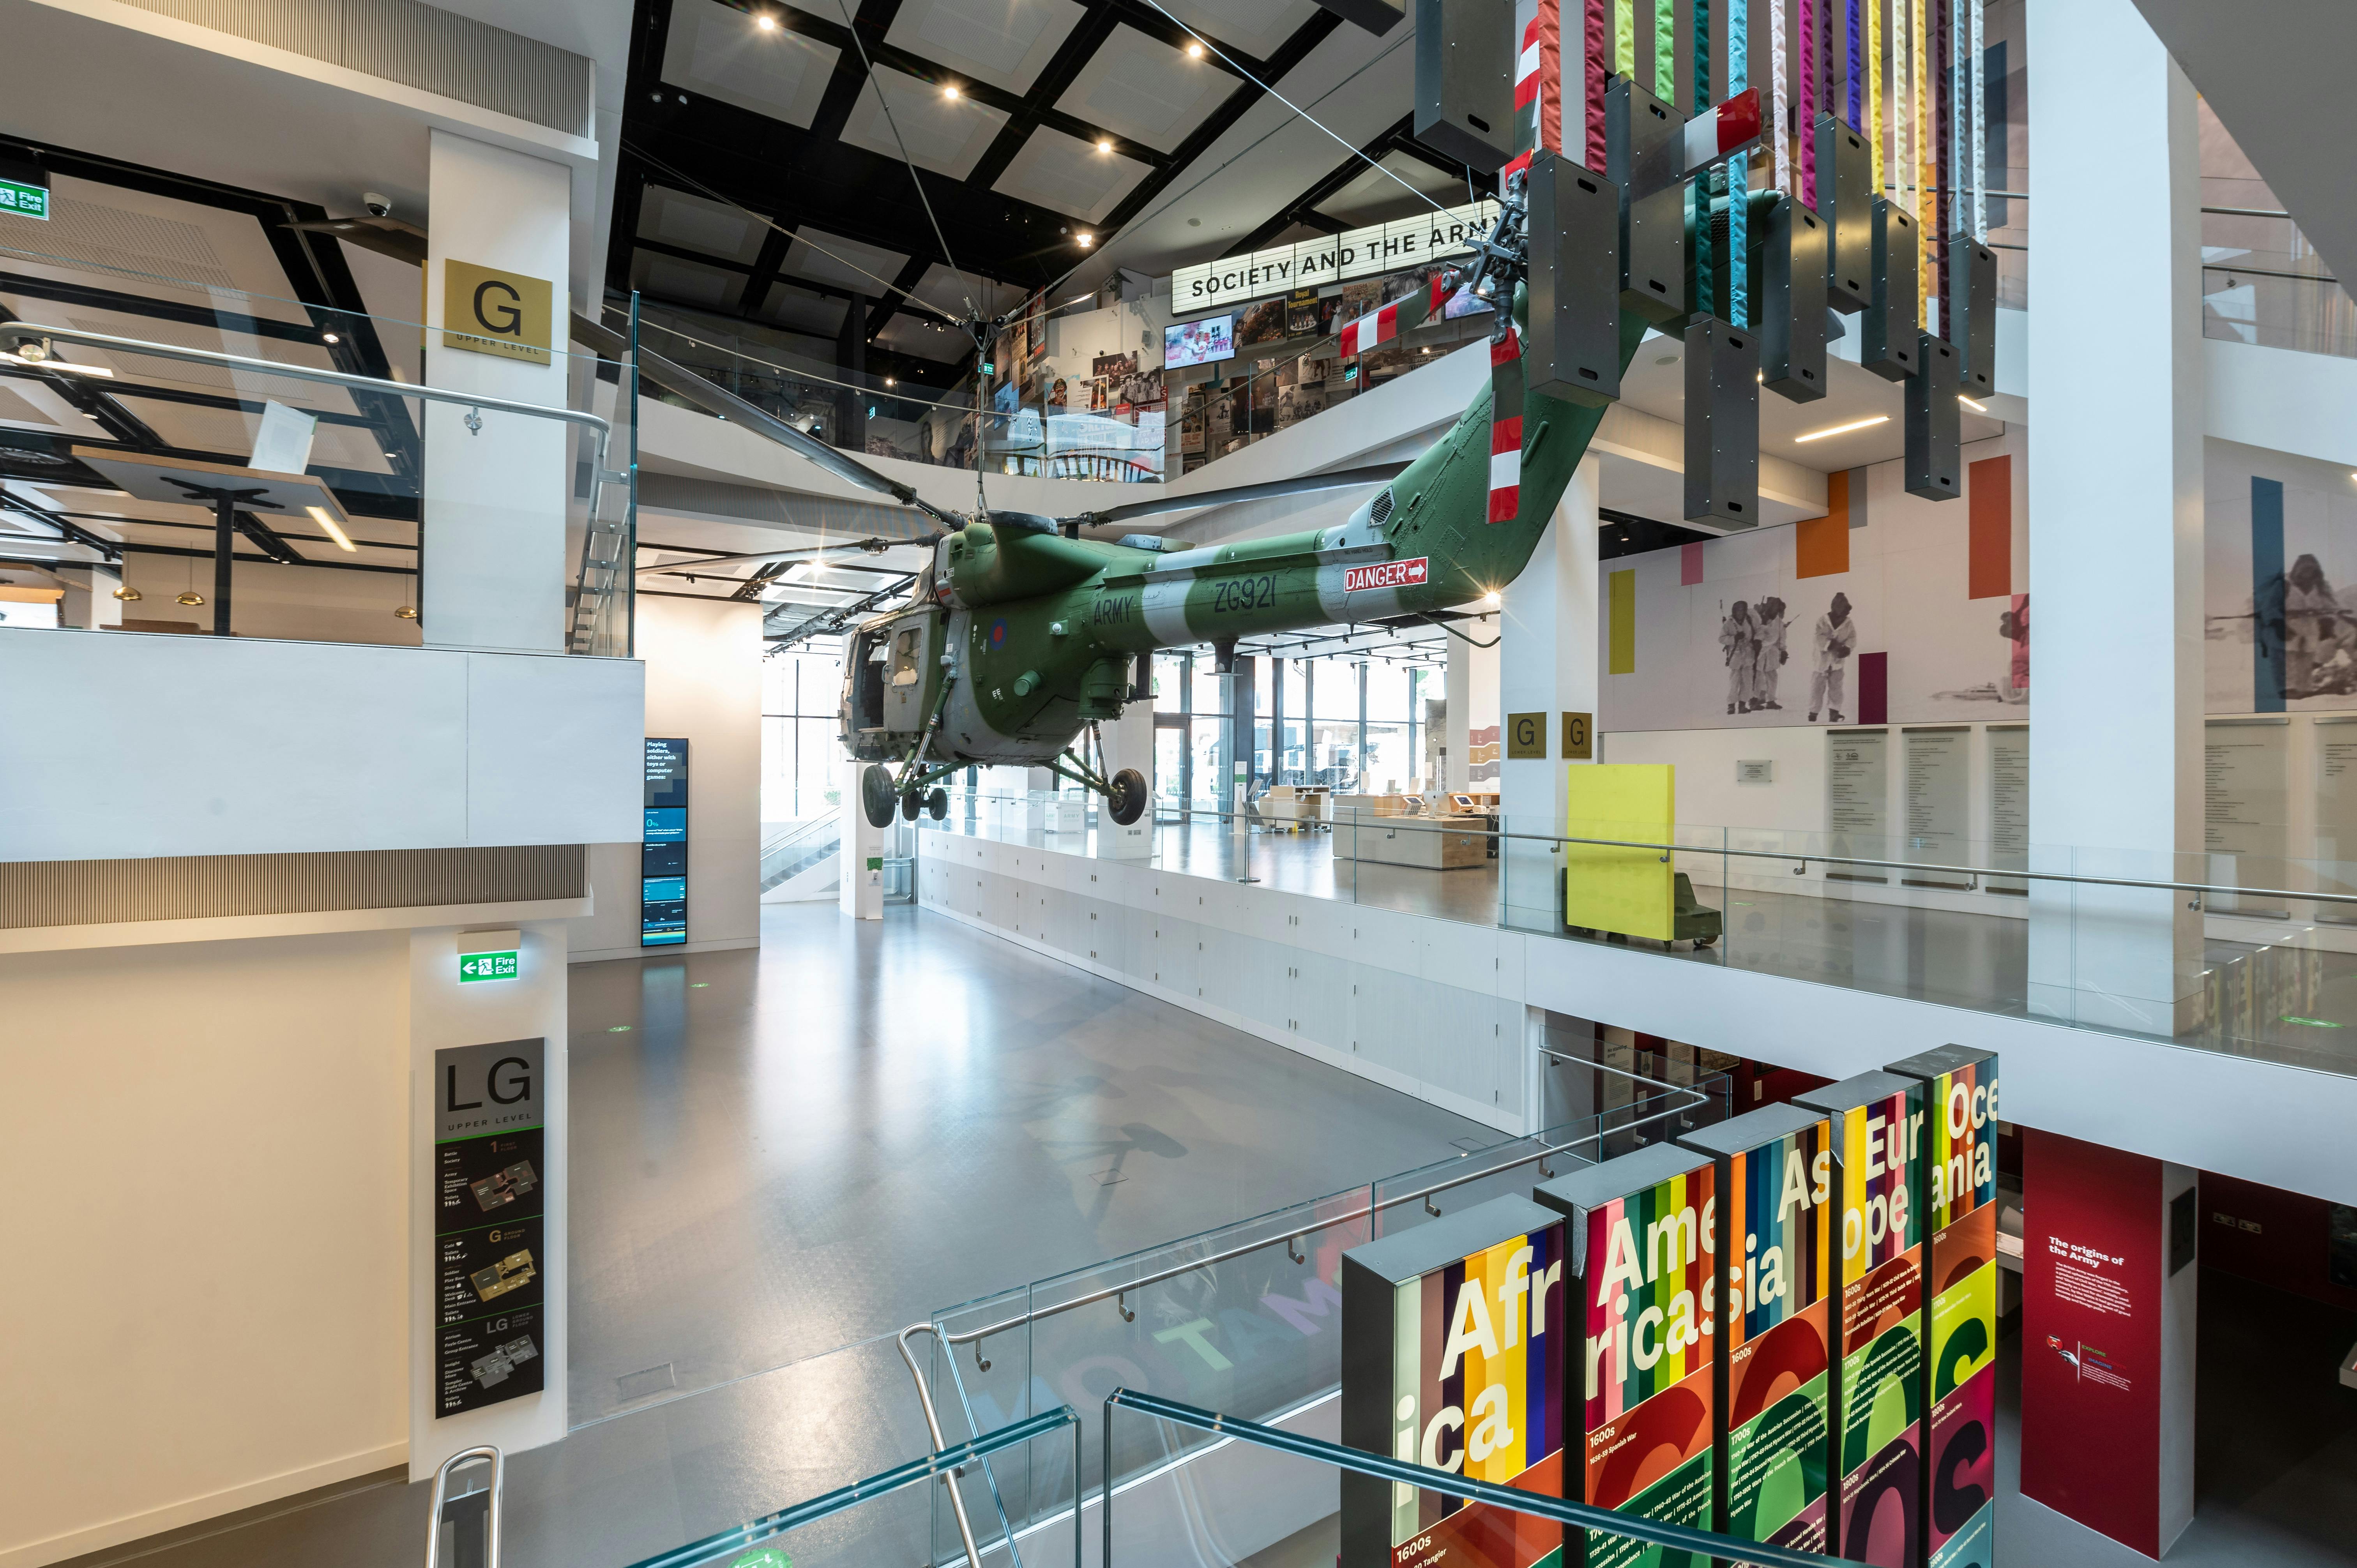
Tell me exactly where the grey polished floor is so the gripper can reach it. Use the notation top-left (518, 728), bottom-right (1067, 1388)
top-left (566, 900), bottom-right (1491, 1423)
top-left (930, 814), bottom-right (2357, 1075)
top-left (78, 900), bottom-right (1489, 1568)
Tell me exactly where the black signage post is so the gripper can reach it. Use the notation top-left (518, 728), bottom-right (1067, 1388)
top-left (432, 1038), bottom-right (546, 1417)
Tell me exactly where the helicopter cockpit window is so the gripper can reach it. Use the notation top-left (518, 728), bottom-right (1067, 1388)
top-left (890, 628), bottom-right (921, 686)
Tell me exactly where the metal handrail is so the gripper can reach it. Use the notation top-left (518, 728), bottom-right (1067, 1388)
top-left (1101, 1390), bottom-right (1835, 1568)
top-left (622, 1407), bottom-right (1082, 1568)
top-left (895, 1325), bottom-right (992, 1568)
top-left (944, 789), bottom-right (2357, 909)
top-left (0, 322), bottom-right (613, 447)
top-left (423, 1446), bottom-right (502, 1568)
top-left (938, 1081), bottom-right (1719, 1360)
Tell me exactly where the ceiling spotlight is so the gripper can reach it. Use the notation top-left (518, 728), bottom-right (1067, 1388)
top-left (755, 11), bottom-right (777, 26)
top-left (1097, 139), bottom-right (1112, 153)
top-left (1077, 233), bottom-right (1094, 247)
top-left (884, 376), bottom-right (895, 387)
top-left (943, 83), bottom-right (960, 99)
top-left (1479, 590), bottom-right (1500, 607)
top-left (1186, 41), bottom-right (1204, 57)
top-left (1794, 414), bottom-right (1890, 443)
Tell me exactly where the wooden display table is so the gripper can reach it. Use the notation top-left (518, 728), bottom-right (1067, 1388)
top-left (1333, 812), bottom-right (1492, 869)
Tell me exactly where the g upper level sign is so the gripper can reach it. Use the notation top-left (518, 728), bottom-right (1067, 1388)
top-left (442, 259), bottom-right (553, 365)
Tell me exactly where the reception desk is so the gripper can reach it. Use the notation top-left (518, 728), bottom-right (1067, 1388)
top-left (1332, 812), bottom-right (1492, 869)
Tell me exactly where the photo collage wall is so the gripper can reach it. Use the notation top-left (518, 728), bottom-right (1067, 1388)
top-left (1600, 434), bottom-right (2029, 733)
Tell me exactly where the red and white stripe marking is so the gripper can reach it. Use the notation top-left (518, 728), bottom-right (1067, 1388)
top-left (1336, 273), bottom-right (1447, 358)
top-left (1487, 330), bottom-right (1523, 524)
top-left (1679, 87), bottom-right (1763, 172)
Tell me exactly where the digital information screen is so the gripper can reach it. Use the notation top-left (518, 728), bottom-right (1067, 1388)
top-left (1164, 314), bottom-right (1235, 369)
top-left (642, 737), bottom-right (688, 946)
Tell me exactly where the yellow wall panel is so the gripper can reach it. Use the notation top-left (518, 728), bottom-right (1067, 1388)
top-left (1564, 763), bottom-right (1675, 940)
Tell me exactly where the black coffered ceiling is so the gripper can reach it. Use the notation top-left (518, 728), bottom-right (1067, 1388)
top-left (613, 0), bottom-right (1344, 383)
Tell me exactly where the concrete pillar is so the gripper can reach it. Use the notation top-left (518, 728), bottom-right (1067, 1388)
top-left (1499, 456), bottom-right (1602, 929)
top-left (2018, 1128), bottom-right (2198, 1557)
top-left (2025, 0), bottom-right (2204, 1033)
top-left (56, 563), bottom-right (122, 630)
top-left (408, 919), bottom-right (569, 1477)
top-left (838, 754), bottom-right (883, 919)
top-left (1445, 614), bottom-right (1502, 793)
top-left (422, 130), bottom-right (572, 653)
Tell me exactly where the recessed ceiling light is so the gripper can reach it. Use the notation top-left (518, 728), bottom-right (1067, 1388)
top-left (306, 505), bottom-right (357, 553)
top-left (1078, 233), bottom-right (1093, 247)
top-left (322, 331), bottom-right (340, 344)
top-left (754, 11), bottom-right (777, 27)
top-left (1794, 414), bottom-right (1889, 443)
top-left (943, 84), bottom-right (960, 99)
top-left (1097, 139), bottom-right (1112, 153)
top-left (1957, 393), bottom-right (1988, 412)
top-left (1186, 41), bottom-right (1204, 57)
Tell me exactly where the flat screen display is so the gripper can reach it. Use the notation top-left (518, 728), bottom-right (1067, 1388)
top-left (642, 737), bottom-right (688, 946)
top-left (1164, 314), bottom-right (1235, 370)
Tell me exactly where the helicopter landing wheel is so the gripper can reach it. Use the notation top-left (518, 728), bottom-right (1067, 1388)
top-left (900, 790), bottom-right (922, 822)
top-left (1106, 768), bottom-right (1149, 826)
top-left (859, 764), bottom-right (899, 828)
top-left (926, 787), bottom-right (949, 820)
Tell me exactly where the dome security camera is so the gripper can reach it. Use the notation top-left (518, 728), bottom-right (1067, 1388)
top-left (363, 192), bottom-right (393, 218)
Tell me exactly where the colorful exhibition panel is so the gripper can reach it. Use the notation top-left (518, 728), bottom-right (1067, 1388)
top-left (1795, 1072), bottom-right (1928, 1566)
top-left (1886, 1047), bottom-right (2001, 1568)
top-left (1341, 1197), bottom-right (1570, 1568)
top-left (1534, 1146), bottom-right (1716, 1568)
top-left (1679, 1104), bottom-right (1835, 1556)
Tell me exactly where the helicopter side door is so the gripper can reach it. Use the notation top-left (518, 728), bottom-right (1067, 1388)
top-left (878, 607), bottom-right (943, 735)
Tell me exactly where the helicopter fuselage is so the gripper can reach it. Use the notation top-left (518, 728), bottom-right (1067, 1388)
top-left (840, 305), bottom-right (1647, 782)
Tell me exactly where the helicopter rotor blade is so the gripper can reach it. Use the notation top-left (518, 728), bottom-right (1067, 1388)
top-left (1062, 462), bottom-right (1409, 529)
top-left (636, 535), bottom-right (942, 578)
top-left (570, 313), bottom-right (964, 531)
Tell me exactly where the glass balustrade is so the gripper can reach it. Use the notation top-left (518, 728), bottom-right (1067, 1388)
top-left (0, 236), bottom-right (637, 654)
top-left (920, 793), bottom-right (2357, 1077)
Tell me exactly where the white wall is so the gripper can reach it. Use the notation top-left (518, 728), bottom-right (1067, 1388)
top-left (572, 597), bottom-right (762, 960)
top-left (0, 929), bottom-right (412, 1568)
top-left (4, 627), bottom-right (642, 863)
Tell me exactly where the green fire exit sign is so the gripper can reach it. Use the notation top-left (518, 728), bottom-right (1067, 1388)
top-left (0, 179), bottom-right (48, 220)
top-left (458, 949), bottom-right (520, 982)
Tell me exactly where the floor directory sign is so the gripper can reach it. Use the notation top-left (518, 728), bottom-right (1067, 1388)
top-left (1796, 1072), bottom-right (1929, 1567)
top-left (1340, 1195), bottom-right (1568, 1568)
top-left (1534, 1146), bottom-right (1716, 1568)
top-left (1885, 1048), bottom-right (2000, 1568)
top-left (642, 737), bottom-right (687, 946)
top-left (433, 1039), bottom-right (545, 1416)
top-left (1679, 1104), bottom-right (1835, 1556)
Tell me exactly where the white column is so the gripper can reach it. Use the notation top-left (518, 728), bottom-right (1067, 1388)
top-left (1500, 457), bottom-right (1603, 931)
top-left (408, 920), bottom-right (569, 1477)
top-left (56, 564), bottom-right (122, 629)
top-left (1095, 697), bottom-right (1155, 858)
top-left (422, 131), bottom-right (572, 653)
top-left (838, 754), bottom-right (884, 919)
top-left (2025, 0), bottom-right (2204, 1033)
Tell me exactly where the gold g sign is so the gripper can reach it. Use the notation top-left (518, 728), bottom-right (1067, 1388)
top-left (442, 259), bottom-right (553, 364)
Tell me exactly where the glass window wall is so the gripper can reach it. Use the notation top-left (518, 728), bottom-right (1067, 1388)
top-left (761, 645), bottom-right (846, 822)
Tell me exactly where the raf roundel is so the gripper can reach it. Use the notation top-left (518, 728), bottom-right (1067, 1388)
top-left (989, 618), bottom-right (1009, 650)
